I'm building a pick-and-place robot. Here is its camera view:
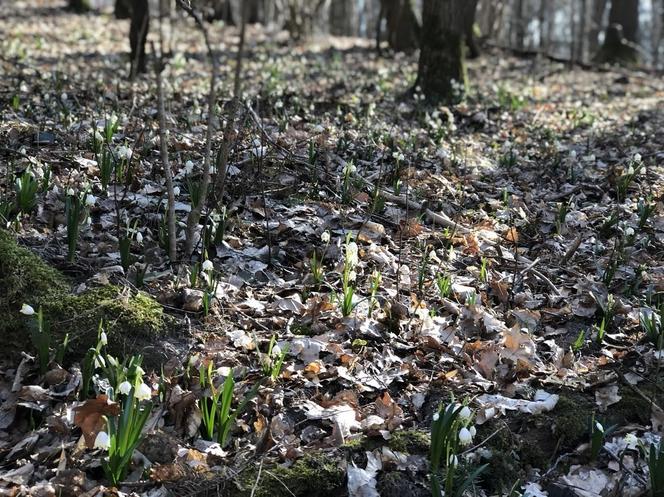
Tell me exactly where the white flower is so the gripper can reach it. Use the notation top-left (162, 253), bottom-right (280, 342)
top-left (342, 162), bottom-right (356, 176)
top-left (94, 354), bottom-right (106, 369)
top-left (274, 100), bottom-right (284, 109)
top-left (135, 232), bottom-right (143, 244)
top-left (595, 421), bottom-right (604, 432)
top-left (173, 186), bottom-right (180, 196)
top-left (469, 426), bottom-right (476, 437)
top-left (106, 355), bottom-right (118, 368)
top-left (116, 145), bottom-right (132, 160)
top-left (569, 150), bottom-right (577, 159)
top-left (271, 344), bottom-right (282, 357)
top-left (20, 304), bottom-right (35, 316)
top-left (184, 160), bottom-right (194, 175)
top-left (118, 381), bottom-right (132, 395)
top-left (100, 331), bottom-right (108, 345)
top-left (85, 194), bottom-right (96, 207)
top-left (321, 231), bottom-right (330, 244)
top-left (459, 427), bottom-right (472, 445)
top-left (432, 412), bottom-right (440, 422)
top-left (393, 151), bottom-right (405, 161)
top-left (348, 270), bottom-right (357, 282)
top-left (135, 383), bottom-right (152, 401)
top-left (202, 260), bottom-right (214, 271)
top-left (448, 454), bottom-right (458, 466)
top-left (67, 188), bottom-right (75, 196)
top-left (345, 242), bottom-right (359, 268)
top-left (60, 92), bottom-right (68, 102)
top-left (625, 227), bottom-right (635, 237)
top-left (634, 153), bottom-right (642, 162)
top-left (458, 406), bottom-right (472, 421)
top-left (624, 433), bottom-right (638, 448)
top-left (627, 166), bottom-right (635, 175)
top-left (93, 431), bottom-right (110, 450)
top-left (93, 131), bottom-right (104, 143)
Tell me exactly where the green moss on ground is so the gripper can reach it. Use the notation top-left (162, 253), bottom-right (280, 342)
top-left (233, 453), bottom-right (346, 497)
top-left (388, 429), bottom-right (431, 454)
top-left (0, 230), bottom-right (171, 361)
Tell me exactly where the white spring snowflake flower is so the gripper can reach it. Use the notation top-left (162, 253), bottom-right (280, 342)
top-left (135, 232), bottom-right (143, 244)
top-left (202, 260), bottom-right (214, 271)
top-left (633, 153), bottom-right (642, 162)
top-left (20, 304), bottom-right (35, 316)
top-left (321, 231), bottom-right (330, 244)
top-left (184, 160), bottom-right (194, 175)
top-left (94, 354), bottom-right (106, 369)
top-left (432, 412), bottom-right (440, 422)
top-left (458, 427), bottom-right (473, 445)
top-left (345, 242), bottom-right (359, 267)
top-left (94, 431), bottom-right (110, 450)
top-left (99, 331), bottom-right (108, 346)
top-left (67, 188), bottom-right (75, 196)
top-left (458, 406), bottom-right (472, 421)
top-left (595, 421), bottom-right (604, 432)
top-left (116, 145), bottom-right (132, 161)
top-left (448, 454), bottom-right (458, 466)
top-left (85, 194), bottom-right (96, 207)
top-left (469, 426), bottom-right (477, 437)
top-left (118, 381), bottom-right (132, 395)
top-left (135, 383), bottom-right (152, 401)
top-left (348, 270), bottom-right (357, 282)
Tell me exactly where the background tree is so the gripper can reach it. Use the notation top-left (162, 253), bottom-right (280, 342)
top-left (330, 0), bottom-right (358, 36)
top-left (462, 0), bottom-right (480, 58)
top-left (114, 0), bottom-right (130, 19)
top-left (378, 0), bottom-right (420, 52)
top-left (130, 0), bottom-right (150, 78)
top-left (588, 0), bottom-right (608, 55)
top-left (68, 0), bottom-right (90, 13)
top-left (595, 0), bottom-right (640, 63)
top-left (417, 0), bottom-right (469, 102)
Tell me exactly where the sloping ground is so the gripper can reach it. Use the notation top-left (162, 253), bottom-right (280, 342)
top-left (1, 1), bottom-right (664, 496)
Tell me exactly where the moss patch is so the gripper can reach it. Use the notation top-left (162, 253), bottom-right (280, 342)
top-left (0, 230), bottom-right (172, 362)
top-left (233, 453), bottom-right (346, 497)
top-left (387, 429), bottom-right (431, 454)
top-left (0, 230), bottom-right (70, 352)
top-left (42, 285), bottom-right (170, 358)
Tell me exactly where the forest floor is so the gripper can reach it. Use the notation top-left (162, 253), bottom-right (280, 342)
top-left (1, 2), bottom-right (664, 497)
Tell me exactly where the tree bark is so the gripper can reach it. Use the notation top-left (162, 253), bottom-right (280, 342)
top-left (595, 0), bottom-right (640, 63)
top-left (68, 0), bottom-right (91, 13)
top-left (114, 0), bottom-right (131, 19)
top-left (380, 0), bottom-right (420, 51)
top-left (330, 0), bottom-right (357, 36)
top-left (588, 0), bottom-right (607, 55)
top-left (462, 0), bottom-right (479, 58)
top-left (513, 0), bottom-right (525, 50)
top-left (130, 0), bottom-right (150, 78)
top-left (417, 0), bottom-right (467, 103)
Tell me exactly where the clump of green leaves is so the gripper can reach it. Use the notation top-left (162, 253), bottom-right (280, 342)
top-left (641, 305), bottom-right (664, 349)
top-left (430, 402), bottom-right (486, 497)
top-left (198, 363), bottom-right (261, 446)
top-left (615, 154), bottom-right (643, 202)
top-left (15, 170), bottom-right (39, 214)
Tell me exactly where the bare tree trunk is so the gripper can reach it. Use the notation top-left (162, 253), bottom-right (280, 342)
top-left (513, 0), bottom-right (525, 50)
top-left (595, 0), bottom-right (640, 63)
top-left (588, 0), bottom-right (608, 54)
top-left (380, 0), bottom-right (420, 51)
top-left (130, 0), bottom-right (149, 78)
top-left (577, 0), bottom-right (588, 61)
top-left (115, 0), bottom-right (130, 19)
top-left (68, 0), bottom-right (90, 13)
top-left (463, 0), bottom-right (480, 58)
top-left (652, 0), bottom-right (663, 66)
top-left (417, 0), bottom-right (468, 103)
top-left (330, 0), bottom-right (357, 36)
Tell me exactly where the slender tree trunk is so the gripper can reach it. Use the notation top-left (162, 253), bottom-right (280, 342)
top-left (588, 0), bottom-right (608, 54)
top-left (381, 0), bottom-right (420, 51)
top-left (577, 0), bottom-right (587, 61)
top-left (417, 0), bottom-right (467, 103)
top-left (68, 0), bottom-right (91, 13)
top-left (463, 0), bottom-right (480, 58)
top-left (513, 0), bottom-right (525, 50)
top-left (130, 0), bottom-right (150, 78)
top-left (330, 0), bottom-right (357, 35)
top-left (596, 0), bottom-right (640, 63)
top-left (115, 0), bottom-right (130, 19)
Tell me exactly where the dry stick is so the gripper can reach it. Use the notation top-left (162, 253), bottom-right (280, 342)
top-left (213, 2), bottom-right (248, 206)
top-left (154, 43), bottom-right (177, 264)
top-left (177, 0), bottom-right (218, 259)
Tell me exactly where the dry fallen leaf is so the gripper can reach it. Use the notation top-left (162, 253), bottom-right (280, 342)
top-left (73, 395), bottom-right (120, 449)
